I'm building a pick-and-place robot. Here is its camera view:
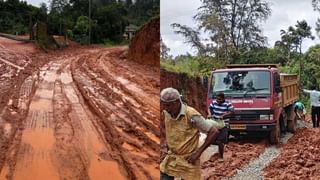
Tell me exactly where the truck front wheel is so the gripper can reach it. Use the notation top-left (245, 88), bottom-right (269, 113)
top-left (269, 120), bottom-right (280, 144)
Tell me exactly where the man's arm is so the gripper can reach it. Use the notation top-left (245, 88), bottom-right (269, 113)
top-left (207, 102), bottom-right (214, 118)
top-left (160, 111), bottom-right (167, 162)
top-left (221, 103), bottom-right (235, 119)
top-left (207, 108), bottom-right (212, 118)
top-left (221, 111), bottom-right (233, 119)
top-left (186, 115), bottom-right (219, 164)
top-left (303, 89), bottom-right (311, 94)
top-left (186, 126), bottom-right (219, 164)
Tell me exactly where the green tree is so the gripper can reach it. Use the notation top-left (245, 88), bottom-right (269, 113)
top-left (171, 23), bottom-right (207, 56)
top-left (294, 20), bottom-right (314, 55)
top-left (302, 45), bottom-right (320, 89)
top-left (0, 0), bottom-right (43, 35)
top-left (95, 3), bottom-right (128, 43)
top-left (274, 27), bottom-right (299, 65)
top-left (39, 3), bottom-right (48, 22)
top-left (73, 15), bottom-right (96, 44)
top-left (236, 47), bottom-right (287, 65)
top-left (196, 0), bottom-right (271, 49)
top-left (312, 0), bottom-right (320, 38)
top-left (172, 0), bottom-right (271, 62)
top-left (128, 0), bottom-right (159, 26)
top-left (160, 36), bottom-right (171, 60)
top-left (49, 0), bottom-right (69, 35)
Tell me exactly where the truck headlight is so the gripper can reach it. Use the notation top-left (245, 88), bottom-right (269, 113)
top-left (260, 114), bottom-right (273, 120)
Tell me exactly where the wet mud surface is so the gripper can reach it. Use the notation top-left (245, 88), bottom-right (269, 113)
top-left (0, 38), bottom-right (159, 180)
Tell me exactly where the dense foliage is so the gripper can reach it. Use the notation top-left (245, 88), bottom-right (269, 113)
top-left (0, 0), bottom-right (159, 44)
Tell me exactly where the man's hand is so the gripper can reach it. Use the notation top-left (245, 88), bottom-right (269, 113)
top-left (160, 151), bottom-right (167, 162)
top-left (186, 151), bottom-right (201, 165)
top-left (160, 144), bottom-right (168, 163)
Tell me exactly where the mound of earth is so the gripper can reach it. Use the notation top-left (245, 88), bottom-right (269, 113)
top-left (263, 128), bottom-right (320, 179)
top-left (128, 17), bottom-right (160, 67)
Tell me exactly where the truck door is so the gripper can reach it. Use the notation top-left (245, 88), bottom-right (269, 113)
top-left (273, 72), bottom-right (283, 126)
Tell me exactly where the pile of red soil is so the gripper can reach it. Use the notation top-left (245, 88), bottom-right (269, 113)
top-left (263, 128), bottom-right (320, 179)
top-left (202, 139), bottom-right (267, 180)
top-left (128, 17), bottom-right (160, 67)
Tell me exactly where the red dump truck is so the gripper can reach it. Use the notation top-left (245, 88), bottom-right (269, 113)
top-left (207, 64), bottom-right (299, 144)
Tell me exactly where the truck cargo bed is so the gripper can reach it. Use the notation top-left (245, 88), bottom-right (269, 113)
top-left (280, 74), bottom-right (299, 107)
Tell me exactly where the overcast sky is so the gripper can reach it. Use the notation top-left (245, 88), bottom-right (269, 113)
top-left (25, 0), bottom-right (49, 7)
top-left (161, 0), bottom-right (320, 57)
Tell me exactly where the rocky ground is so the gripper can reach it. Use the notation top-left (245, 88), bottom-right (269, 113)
top-left (201, 116), bottom-right (314, 180)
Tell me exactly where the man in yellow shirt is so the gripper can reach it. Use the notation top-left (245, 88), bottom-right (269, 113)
top-left (160, 87), bottom-right (221, 180)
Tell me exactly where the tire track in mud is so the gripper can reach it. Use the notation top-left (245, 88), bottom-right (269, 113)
top-left (10, 62), bottom-right (60, 179)
top-left (84, 50), bottom-right (160, 138)
top-left (72, 49), bottom-right (160, 179)
top-left (57, 62), bottom-right (124, 180)
top-left (1, 55), bottom-right (129, 179)
top-left (0, 70), bottom-right (39, 180)
top-left (98, 50), bottom-right (160, 121)
top-left (52, 80), bottom-right (89, 180)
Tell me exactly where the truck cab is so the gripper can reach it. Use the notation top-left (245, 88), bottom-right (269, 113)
top-left (207, 64), bottom-right (299, 144)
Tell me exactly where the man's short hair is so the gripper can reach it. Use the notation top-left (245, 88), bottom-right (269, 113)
top-left (216, 92), bottom-right (225, 99)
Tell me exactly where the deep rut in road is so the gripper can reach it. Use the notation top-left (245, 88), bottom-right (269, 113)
top-left (72, 48), bottom-right (160, 179)
top-left (0, 44), bottom-right (160, 180)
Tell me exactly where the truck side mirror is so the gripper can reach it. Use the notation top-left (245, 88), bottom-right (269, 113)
top-left (203, 76), bottom-right (208, 88)
top-left (274, 73), bottom-right (281, 93)
top-left (275, 86), bottom-right (282, 93)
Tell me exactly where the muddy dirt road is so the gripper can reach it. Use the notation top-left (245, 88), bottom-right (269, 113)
top-left (0, 37), bottom-right (160, 180)
top-left (201, 117), bottom-right (314, 180)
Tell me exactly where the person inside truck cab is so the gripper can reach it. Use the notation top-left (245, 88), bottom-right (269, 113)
top-left (160, 87), bottom-right (221, 180)
top-left (229, 75), bottom-right (244, 90)
top-left (303, 85), bottom-right (320, 128)
top-left (207, 92), bottom-right (234, 159)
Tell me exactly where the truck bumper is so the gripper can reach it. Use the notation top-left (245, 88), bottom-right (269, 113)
top-left (229, 123), bottom-right (276, 132)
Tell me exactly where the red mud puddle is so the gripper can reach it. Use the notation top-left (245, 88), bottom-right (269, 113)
top-left (60, 63), bottom-right (124, 179)
top-left (11, 62), bottom-right (57, 179)
top-left (89, 160), bottom-right (123, 180)
top-left (14, 129), bottom-right (59, 180)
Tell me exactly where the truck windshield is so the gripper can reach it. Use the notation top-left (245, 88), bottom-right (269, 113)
top-left (210, 71), bottom-right (271, 97)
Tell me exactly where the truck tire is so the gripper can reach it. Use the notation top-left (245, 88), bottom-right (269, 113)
top-left (269, 120), bottom-right (280, 144)
top-left (287, 116), bottom-right (297, 133)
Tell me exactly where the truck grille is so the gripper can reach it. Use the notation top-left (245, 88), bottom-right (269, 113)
top-left (229, 110), bottom-right (272, 121)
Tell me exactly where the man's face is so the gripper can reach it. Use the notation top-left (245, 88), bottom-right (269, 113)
top-left (161, 99), bottom-right (181, 116)
top-left (216, 96), bottom-right (224, 104)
